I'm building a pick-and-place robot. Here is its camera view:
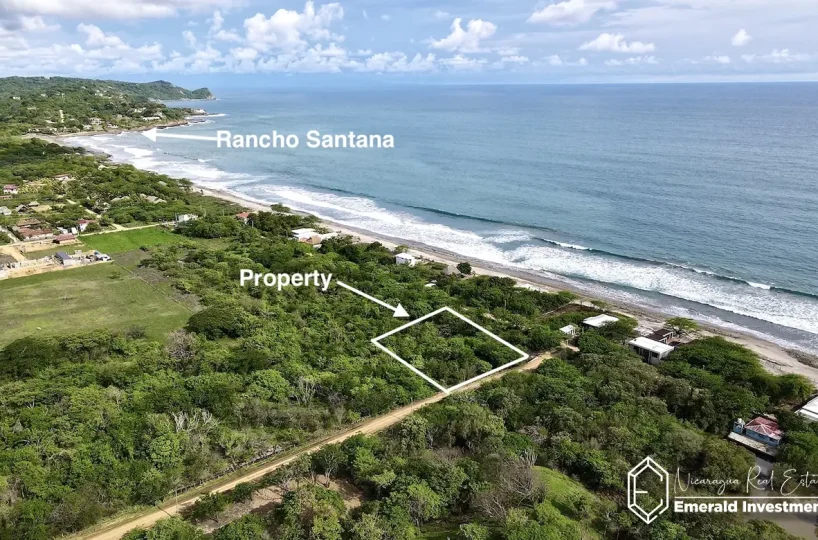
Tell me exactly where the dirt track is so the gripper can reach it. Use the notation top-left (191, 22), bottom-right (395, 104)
top-left (77, 355), bottom-right (546, 539)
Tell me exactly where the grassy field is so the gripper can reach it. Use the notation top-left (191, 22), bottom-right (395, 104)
top-left (0, 261), bottom-right (191, 346)
top-left (81, 227), bottom-right (184, 254)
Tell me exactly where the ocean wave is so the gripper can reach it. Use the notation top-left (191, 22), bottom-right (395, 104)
top-left (72, 132), bottom-right (818, 337)
top-left (507, 244), bottom-right (818, 334)
top-left (748, 281), bottom-right (772, 290)
top-left (403, 204), bottom-right (556, 231)
top-left (484, 231), bottom-right (536, 244)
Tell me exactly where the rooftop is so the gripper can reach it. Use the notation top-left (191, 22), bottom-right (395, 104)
top-left (797, 396), bottom-right (818, 422)
top-left (648, 328), bottom-right (675, 342)
top-left (583, 314), bottom-right (619, 328)
top-left (628, 337), bottom-right (675, 355)
top-left (745, 417), bottom-right (784, 440)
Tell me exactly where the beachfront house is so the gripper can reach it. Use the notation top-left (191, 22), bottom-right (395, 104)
top-left (236, 212), bottom-right (251, 224)
top-left (3, 184), bottom-right (18, 195)
top-left (647, 327), bottom-right (676, 344)
top-left (53, 174), bottom-right (75, 183)
top-left (796, 396), bottom-right (818, 422)
top-left (628, 337), bottom-right (675, 365)
top-left (396, 253), bottom-right (417, 267)
top-left (291, 228), bottom-right (319, 241)
top-left (582, 314), bottom-right (619, 329)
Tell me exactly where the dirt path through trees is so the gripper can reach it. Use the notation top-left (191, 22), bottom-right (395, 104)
top-left (78, 354), bottom-right (548, 540)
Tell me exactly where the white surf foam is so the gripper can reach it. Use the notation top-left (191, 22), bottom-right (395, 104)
top-left (70, 132), bottom-right (818, 339)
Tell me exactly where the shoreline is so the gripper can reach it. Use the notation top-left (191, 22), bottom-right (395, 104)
top-left (26, 129), bottom-right (818, 385)
top-left (195, 186), bottom-right (818, 386)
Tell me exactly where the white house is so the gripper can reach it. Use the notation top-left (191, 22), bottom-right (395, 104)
top-left (582, 314), bottom-right (619, 329)
top-left (796, 396), bottom-right (818, 422)
top-left (628, 337), bottom-right (675, 366)
top-left (0, 206), bottom-right (10, 216)
top-left (559, 324), bottom-right (578, 338)
top-left (2, 184), bottom-right (18, 195)
top-left (291, 228), bottom-right (318, 241)
top-left (395, 253), bottom-right (417, 267)
top-left (175, 214), bottom-right (198, 223)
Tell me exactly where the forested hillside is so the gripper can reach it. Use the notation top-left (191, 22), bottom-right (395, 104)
top-left (0, 77), bottom-right (211, 136)
top-left (0, 77), bottom-right (212, 101)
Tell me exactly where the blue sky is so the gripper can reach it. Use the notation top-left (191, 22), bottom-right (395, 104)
top-left (0, 0), bottom-right (816, 85)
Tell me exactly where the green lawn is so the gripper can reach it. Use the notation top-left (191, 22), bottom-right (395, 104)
top-left (0, 262), bottom-right (191, 346)
top-left (81, 227), bottom-right (184, 254)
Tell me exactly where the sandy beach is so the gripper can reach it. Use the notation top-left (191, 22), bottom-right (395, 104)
top-left (24, 128), bottom-right (818, 385)
top-left (195, 185), bottom-right (818, 386)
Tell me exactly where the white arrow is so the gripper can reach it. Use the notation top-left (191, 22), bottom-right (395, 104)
top-left (336, 281), bottom-right (409, 318)
top-left (141, 127), bottom-right (218, 143)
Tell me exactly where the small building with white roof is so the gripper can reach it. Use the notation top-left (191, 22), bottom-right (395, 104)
top-left (628, 337), bottom-right (675, 365)
top-left (395, 253), bottom-right (417, 267)
top-left (291, 228), bottom-right (318, 241)
top-left (796, 396), bottom-right (818, 422)
top-left (582, 314), bottom-right (619, 329)
top-left (559, 324), bottom-right (578, 337)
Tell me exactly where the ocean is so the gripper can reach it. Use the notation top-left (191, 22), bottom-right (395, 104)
top-left (67, 83), bottom-right (818, 353)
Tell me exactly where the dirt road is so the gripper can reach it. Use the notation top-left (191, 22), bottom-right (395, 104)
top-left (77, 354), bottom-right (546, 540)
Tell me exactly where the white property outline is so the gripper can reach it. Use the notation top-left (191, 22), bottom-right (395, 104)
top-left (371, 306), bottom-right (529, 394)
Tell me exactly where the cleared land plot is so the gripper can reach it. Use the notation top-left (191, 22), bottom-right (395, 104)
top-left (81, 227), bottom-right (183, 254)
top-left (376, 307), bottom-right (526, 391)
top-left (0, 262), bottom-right (190, 346)
top-left (23, 245), bottom-right (85, 260)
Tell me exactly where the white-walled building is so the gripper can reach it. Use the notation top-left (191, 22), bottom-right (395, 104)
top-left (582, 314), bottom-right (619, 329)
top-left (628, 337), bottom-right (675, 365)
top-left (797, 396), bottom-right (818, 422)
top-left (395, 253), bottom-right (417, 267)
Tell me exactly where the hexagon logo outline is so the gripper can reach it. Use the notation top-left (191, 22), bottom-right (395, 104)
top-left (627, 456), bottom-right (670, 524)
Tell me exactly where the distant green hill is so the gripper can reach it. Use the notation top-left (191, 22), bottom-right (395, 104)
top-left (0, 77), bottom-right (214, 136)
top-left (0, 77), bottom-right (213, 101)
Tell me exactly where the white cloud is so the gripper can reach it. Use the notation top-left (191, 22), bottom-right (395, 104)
top-left (381, 14), bottom-right (391, 21)
top-left (704, 55), bottom-right (731, 64)
top-left (433, 10), bottom-right (450, 20)
top-left (546, 54), bottom-right (564, 66)
top-left (742, 49), bottom-right (811, 64)
top-left (440, 54), bottom-right (487, 71)
top-left (500, 55), bottom-right (529, 64)
top-left (496, 47), bottom-right (521, 56)
top-left (580, 33), bottom-right (655, 53)
top-left (528, 0), bottom-right (616, 26)
top-left (77, 23), bottom-right (125, 47)
top-left (244, 1), bottom-right (344, 52)
top-left (182, 30), bottom-right (197, 48)
top-left (18, 16), bottom-right (60, 32)
top-left (430, 18), bottom-right (497, 53)
top-left (543, 54), bottom-right (588, 66)
top-left (230, 47), bottom-right (258, 60)
top-left (362, 9), bottom-right (368, 19)
top-left (0, 0), bottom-right (238, 20)
top-left (605, 55), bottom-right (659, 65)
top-left (356, 51), bottom-right (437, 73)
top-left (353, 48), bottom-right (372, 56)
top-left (731, 29), bottom-right (751, 47)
